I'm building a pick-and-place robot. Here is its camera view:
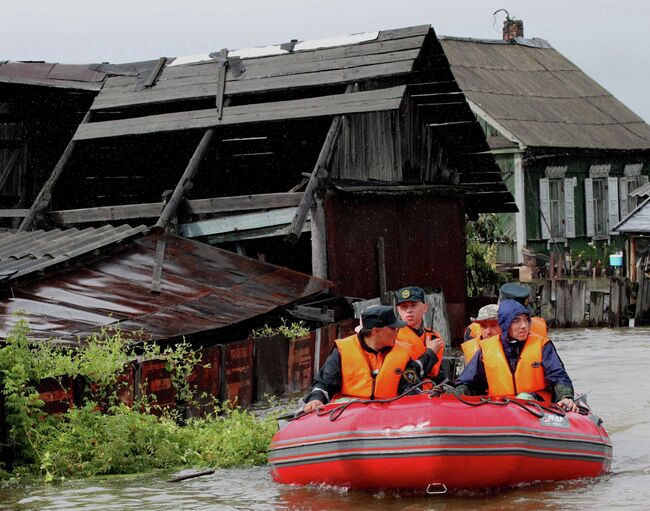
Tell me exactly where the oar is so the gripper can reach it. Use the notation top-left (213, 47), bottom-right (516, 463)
top-left (168, 469), bottom-right (215, 482)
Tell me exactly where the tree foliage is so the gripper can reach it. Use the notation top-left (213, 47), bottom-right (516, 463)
top-left (466, 214), bottom-right (510, 297)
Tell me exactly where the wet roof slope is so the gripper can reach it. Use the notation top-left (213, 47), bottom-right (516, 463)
top-left (440, 37), bottom-right (650, 150)
top-left (0, 232), bottom-right (331, 343)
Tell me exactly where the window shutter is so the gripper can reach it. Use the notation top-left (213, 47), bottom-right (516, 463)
top-left (564, 178), bottom-right (575, 238)
top-left (619, 177), bottom-right (629, 218)
top-left (607, 176), bottom-right (619, 233)
top-left (539, 178), bottom-right (550, 239)
top-left (585, 178), bottom-right (595, 237)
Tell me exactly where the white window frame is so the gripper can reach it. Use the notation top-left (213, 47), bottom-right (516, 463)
top-left (585, 164), bottom-right (617, 239)
top-left (540, 167), bottom-right (574, 242)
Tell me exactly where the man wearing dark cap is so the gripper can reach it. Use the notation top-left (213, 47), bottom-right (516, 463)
top-left (453, 300), bottom-right (578, 412)
top-left (302, 305), bottom-right (440, 412)
top-left (394, 286), bottom-right (445, 381)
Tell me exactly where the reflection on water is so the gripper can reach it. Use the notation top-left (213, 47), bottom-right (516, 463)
top-left (3, 328), bottom-right (650, 510)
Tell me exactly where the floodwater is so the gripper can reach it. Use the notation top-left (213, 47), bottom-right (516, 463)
top-left (2, 327), bottom-right (649, 510)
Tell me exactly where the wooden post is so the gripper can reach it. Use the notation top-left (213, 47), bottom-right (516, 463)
top-left (570, 279), bottom-right (586, 327)
top-left (630, 237), bottom-right (637, 282)
top-left (310, 195), bottom-right (328, 279)
top-left (549, 252), bottom-right (555, 279)
top-left (377, 236), bottom-right (386, 297)
top-left (286, 84), bottom-right (353, 243)
top-left (589, 291), bottom-right (604, 327)
top-left (19, 111), bottom-right (92, 231)
top-left (540, 279), bottom-right (554, 326)
top-left (215, 48), bottom-right (228, 119)
top-left (555, 279), bottom-right (567, 327)
top-left (609, 277), bottom-right (622, 327)
top-left (154, 128), bottom-right (215, 233)
top-left (0, 148), bottom-right (21, 191)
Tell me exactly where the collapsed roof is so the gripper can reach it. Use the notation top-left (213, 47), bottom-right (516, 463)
top-left (0, 226), bottom-right (331, 343)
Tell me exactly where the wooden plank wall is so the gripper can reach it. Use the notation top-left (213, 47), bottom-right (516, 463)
top-left (36, 376), bottom-right (75, 414)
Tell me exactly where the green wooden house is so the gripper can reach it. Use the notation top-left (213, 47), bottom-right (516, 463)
top-left (440, 21), bottom-right (650, 272)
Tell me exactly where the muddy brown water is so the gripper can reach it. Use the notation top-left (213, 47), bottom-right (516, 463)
top-left (2, 327), bottom-right (649, 510)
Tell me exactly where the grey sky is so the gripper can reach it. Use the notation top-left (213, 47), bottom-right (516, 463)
top-left (3, 0), bottom-right (650, 122)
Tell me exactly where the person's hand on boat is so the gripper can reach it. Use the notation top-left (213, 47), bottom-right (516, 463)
top-left (303, 400), bottom-right (324, 413)
top-left (557, 398), bottom-right (579, 413)
top-left (425, 336), bottom-right (443, 356)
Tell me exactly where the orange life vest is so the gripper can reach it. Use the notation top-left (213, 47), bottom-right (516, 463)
top-left (531, 316), bottom-right (548, 337)
top-left (461, 337), bottom-right (480, 364)
top-left (396, 326), bottom-right (444, 378)
top-left (465, 322), bottom-right (481, 341)
top-left (335, 334), bottom-right (411, 400)
top-left (479, 333), bottom-right (552, 402)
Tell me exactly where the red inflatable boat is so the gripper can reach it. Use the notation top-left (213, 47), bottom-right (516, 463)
top-left (269, 393), bottom-right (612, 491)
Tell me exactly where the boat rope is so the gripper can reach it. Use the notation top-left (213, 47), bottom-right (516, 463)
top-left (448, 393), bottom-right (566, 418)
top-left (316, 380), bottom-right (437, 421)
top-left (309, 378), bottom-right (569, 421)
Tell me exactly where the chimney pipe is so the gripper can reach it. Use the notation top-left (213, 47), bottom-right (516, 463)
top-left (503, 17), bottom-right (524, 41)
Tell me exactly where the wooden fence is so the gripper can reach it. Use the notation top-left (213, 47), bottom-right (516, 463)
top-left (32, 318), bottom-right (360, 417)
top-left (524, 278), bottom-right (631, 328)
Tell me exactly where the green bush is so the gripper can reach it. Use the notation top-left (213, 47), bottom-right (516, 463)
top-left (0, 317), bottom-right (279, 482)
top-left (250, 318), bottom-right (310, 340)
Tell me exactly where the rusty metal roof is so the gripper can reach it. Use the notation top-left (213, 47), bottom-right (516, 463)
top-left (0, 224), bottom-right (148, 282)
top-left (0, 232), bottom-right (332, 344)
top-left (0, 61), bottom-right (107, 90)
top-left (439, 37), bottom-right (650, 150)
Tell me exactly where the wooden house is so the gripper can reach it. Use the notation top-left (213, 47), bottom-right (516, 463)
top-left (1, 25), bottom-right (515, 340)
top-left (440, 18), bottom-right (650, 271)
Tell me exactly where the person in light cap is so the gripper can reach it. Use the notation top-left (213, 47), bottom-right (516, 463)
top-left (302, 305), bottom-right (440, 412)
top-left (394, 286), bottom-right (445, 382)
top-left (463, 283), bottom-right (547, 341)
top-left (453, 300), bottom-right (578, 412)
top-left (460, 303), bottom-right (500, 364)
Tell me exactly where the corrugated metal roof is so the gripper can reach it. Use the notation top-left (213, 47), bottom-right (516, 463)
top-left (0, 225), bottom-right (148, 282)
top-left (614, 197), bottom-right (650, 234)
top-left (439, 37), bottom-right (650, 150)
top-left (0, 232), bottom-right (331, 343)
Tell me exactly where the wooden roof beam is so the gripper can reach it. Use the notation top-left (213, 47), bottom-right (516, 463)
top-left (19, 110), bottom-right (92, 232)
top-left (154, 128), bottom-right (215, 233)
top-left (286, 84), bottom-right (353, 243)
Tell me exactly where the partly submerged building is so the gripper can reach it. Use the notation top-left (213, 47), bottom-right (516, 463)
top-left (440, 18), bottom-right (650, 270)
top-left (1, 25), bottom-right (515, 341)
